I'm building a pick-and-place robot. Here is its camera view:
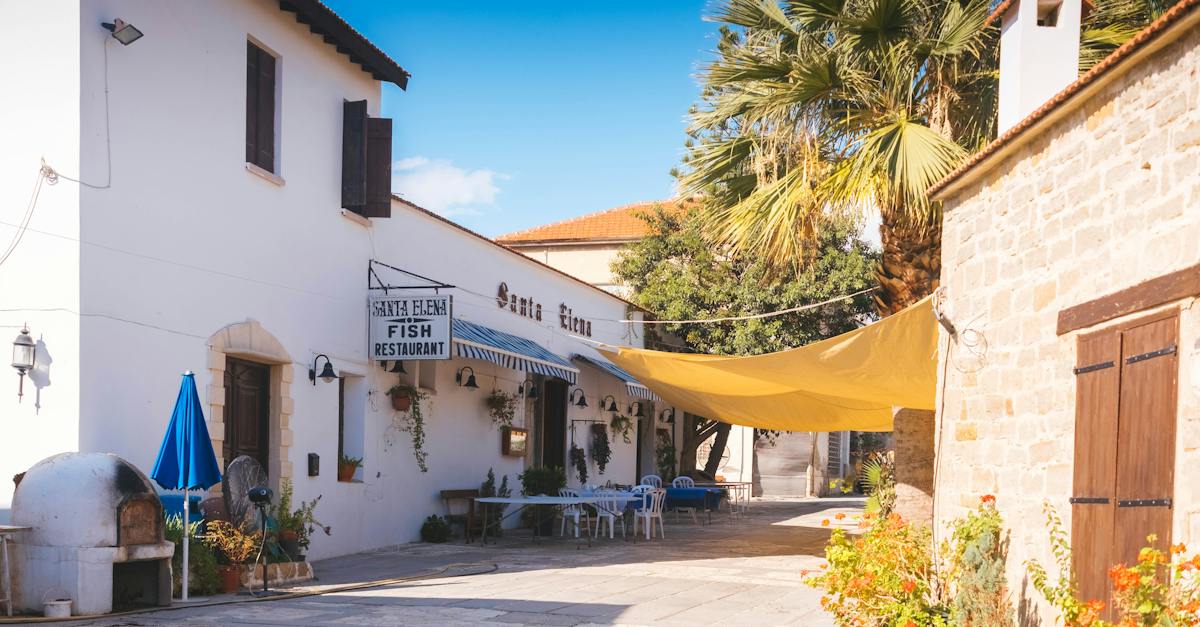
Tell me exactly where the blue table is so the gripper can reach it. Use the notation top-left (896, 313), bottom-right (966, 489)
top-left (664, 487), bottom-right (723, 522)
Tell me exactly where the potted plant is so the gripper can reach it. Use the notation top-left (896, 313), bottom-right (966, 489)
top-left (273, 478), bottom-right (331, 561)
top-left (485, 389), bottom-right (518, 429)
top-left (610, 414), bottom-right (634, 443)
top-left (569, 444), bottom-right (588, 484)
top-left (479, 468), bottom-right (511, 537)
top-left (205, 520), bottom-right (259, 593)
top-left (589, 424), bottom-right (611, 475)
top-left (387, 383), bottom-right (418, 412)
top-left (337, 454), bottom-right (362, 482)
top-left (656, 442), bottom-right (677, 480)
top-left (420, 515), bottom-right (451, 543)
top-left (389, 384), bottom-right (429, 472)
top-left (518, 465), bottom-right (566, 536)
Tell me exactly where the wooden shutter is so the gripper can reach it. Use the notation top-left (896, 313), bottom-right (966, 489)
top-left (363, 116), bottom-right (392, 218)
top-left (1113, 312), bottom-right (1178, 566)
top-left (246, 42), bottom-right (275, 172)
top-left (341, 100), bottom-right (368, 212)
top-left (1071, 309), bottom-right (1179, 615)
top-left (1071, 329), bottom-right (1120, 610)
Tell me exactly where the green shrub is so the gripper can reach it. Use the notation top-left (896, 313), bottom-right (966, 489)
top-left (420, 515), bottom-right (451, 543)
top-left (164, 514), bottom-right (220, 596)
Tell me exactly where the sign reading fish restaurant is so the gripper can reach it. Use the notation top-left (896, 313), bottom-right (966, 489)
top-left (369, 294), bottom-right (452, 360)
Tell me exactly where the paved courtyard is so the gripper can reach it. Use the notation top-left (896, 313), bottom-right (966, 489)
top-left (68, 498), bottom-right (861, 626)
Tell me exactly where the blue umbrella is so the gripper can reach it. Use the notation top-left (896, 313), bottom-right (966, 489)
top-left (151, 371), bottom-right (222, 601)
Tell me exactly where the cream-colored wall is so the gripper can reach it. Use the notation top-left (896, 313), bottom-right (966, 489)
top-left (510, 243), bottom-right (629, 296)
top-left (935, 26), bottom-right (1200, 619)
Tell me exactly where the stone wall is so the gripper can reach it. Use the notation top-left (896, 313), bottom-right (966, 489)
top-left (934, 26), bottom-right (1200, 621)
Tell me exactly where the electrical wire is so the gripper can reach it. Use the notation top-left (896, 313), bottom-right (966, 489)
top-left (0, 167), bottom-right (47, 269)
top-left (610, 287), bottom-right (879, 325)
top-left (39, 38), bottom-right (113, 190)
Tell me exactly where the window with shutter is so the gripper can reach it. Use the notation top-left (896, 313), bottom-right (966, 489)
top-left (1071, 309), bottom-right (1178, 619)
top-left (246, 41), bottom-right (277, 173)
top-left (340, 101), bottom-right (392, 218)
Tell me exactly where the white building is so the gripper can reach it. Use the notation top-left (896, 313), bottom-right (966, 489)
top-left (0, 0), bottom-right (670, 562)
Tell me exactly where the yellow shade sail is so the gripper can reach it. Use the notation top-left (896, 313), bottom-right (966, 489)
top-left (598, 296), bottom-right (938, 432)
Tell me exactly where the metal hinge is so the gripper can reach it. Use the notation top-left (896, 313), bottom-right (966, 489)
top-left (1069, 497), bottom-right (1111, 504)
top-left (1073, 361), bottom-right (1114, 375)
top-left (1126, 345), bottom-right (1177, 365)
top-left (1118, 498), bottom-right (1172, 508)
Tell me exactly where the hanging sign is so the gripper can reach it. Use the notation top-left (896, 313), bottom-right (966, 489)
top-left (369, 294), bottom-right (452, 360)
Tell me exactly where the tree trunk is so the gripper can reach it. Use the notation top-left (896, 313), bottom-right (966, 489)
top-left (875, 208), bottom-right (941, 316)
top-left (702, 423), bottom-right (732, 477)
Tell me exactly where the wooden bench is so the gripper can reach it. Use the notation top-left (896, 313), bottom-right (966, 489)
top-left (440, 489), bottom-right (481, 543)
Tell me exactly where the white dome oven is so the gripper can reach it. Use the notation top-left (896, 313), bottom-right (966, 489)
top-left (11, 453), bottom-right (173, 616)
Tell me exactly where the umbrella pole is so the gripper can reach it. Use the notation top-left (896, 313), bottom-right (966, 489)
top-left (182, 488), bottom-right (189, 602)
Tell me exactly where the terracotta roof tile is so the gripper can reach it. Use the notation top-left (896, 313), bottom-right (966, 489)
top-left (495, 199), bottom-right (697, 244)
top-left (930, 0), bottom-right (1200, 199)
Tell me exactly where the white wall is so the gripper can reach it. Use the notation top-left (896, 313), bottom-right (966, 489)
top-left (0, 0), bottom-right (83, 524)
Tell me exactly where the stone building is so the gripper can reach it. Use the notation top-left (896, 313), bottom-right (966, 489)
top-left (928, 0), bottom-right (1200, 619)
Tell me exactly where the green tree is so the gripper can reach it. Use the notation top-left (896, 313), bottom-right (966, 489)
top-left (612, 205), bottom-right (877, 474)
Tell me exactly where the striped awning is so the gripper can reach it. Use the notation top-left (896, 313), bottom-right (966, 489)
top-left (573, 354), bottom-right (656, 400)
top-left (452, 319), bottom-right (578, 384)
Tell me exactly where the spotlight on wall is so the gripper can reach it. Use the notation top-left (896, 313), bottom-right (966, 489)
top-left (11, 325), bottom-right (35, 402)
top-left (519, 382), bottom-right (538, 399)
top-left (569, 388), bottom-right (588, 408)
top-left (600, 394), bottom-right (618, 412)
top-left (101, 18), bottom-right (143, 46)
top-left (455, 366), bottom-right (479, 389)
top-left (309, 354), bottom-right (337, 385)
top-left (388, 360), bottom-right (407, 374)
top-left (628, 401), bottom-right (645, 418)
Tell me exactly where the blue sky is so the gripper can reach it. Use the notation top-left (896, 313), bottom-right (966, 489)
top-left (323, 1), bottom-right (714, 237)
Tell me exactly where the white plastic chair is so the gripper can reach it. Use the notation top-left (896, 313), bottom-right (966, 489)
top-left (670, 476), bottom-right (700, 524)
top-left (632, 488), bottom-right (667, 539)
top-left (558, 488), bottom-right (591, 538)
top-left (640, 474), bottom-right (663, 488)
top-left (592, 489), bottom-right (626, 539)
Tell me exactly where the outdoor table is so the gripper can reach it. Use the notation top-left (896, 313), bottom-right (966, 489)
top-left (694, 481), bottom-right (753, 518)
top-left (474, 495), bottom-right (640, 547)
top-left (664, 487), bottom-right (724, 523)
top-left (0, 525), bottom-right (31, 617)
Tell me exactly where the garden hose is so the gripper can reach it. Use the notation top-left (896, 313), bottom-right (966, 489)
top-left (0, 560), bottom-right (500, 624)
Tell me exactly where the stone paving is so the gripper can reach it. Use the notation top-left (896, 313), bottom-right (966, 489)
top-left (67, 497), bottom-right (862, 626)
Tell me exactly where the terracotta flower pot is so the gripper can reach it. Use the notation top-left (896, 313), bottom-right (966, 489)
top-left (390, 392), bottom-right (411, 412)
top-left (220, 565), bottom-right (241, 594)
top-left (338, 463), bottom-right (358, 482)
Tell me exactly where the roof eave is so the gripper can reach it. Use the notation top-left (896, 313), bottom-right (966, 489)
top-left (277, 0), bottom-right (411, 89)
top-left (931, 0), bottom-right (1200, 201)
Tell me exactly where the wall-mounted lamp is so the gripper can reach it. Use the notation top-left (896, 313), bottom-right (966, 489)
top-left (455, 366), bottom-right (479, 389)
top-left (388, 360), bottom-right (407, 374)
top-left (11, 325), bottom-right (35, 402)
top-left (102, 18), bottom-right (144, 46)
top-left (519, 382), bottom-right (538, 399)
top-left (600, 394), bottom-right (618, 412)
top-left (661, 408), bottom-right (675, 424)
top-left (309, 354), bottom-right (336, 385)
top-left (628, 401), bottom-right (645, 418)
top-left (569, 388), bottom-right (587, 408)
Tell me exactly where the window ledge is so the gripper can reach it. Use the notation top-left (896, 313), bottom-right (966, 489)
top-left (341, 209), bottom-right (372, 228)
top-left (245, 162), bottom-right (285, 186)
top-left (337, 478), bottom-right (365, 485)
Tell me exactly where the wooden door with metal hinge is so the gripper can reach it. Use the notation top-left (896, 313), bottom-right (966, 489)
top-left (1071, 309), bottom-right (1178, 615)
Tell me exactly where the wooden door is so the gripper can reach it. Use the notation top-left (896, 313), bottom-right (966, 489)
top-left (1071, 310), bottom-right (1178, 613)
top-left (224, 357), bottom-right (271, 472)
top-left (541, 379), bottom-right (567, 470)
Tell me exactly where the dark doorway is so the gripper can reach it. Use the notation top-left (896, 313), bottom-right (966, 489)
top-left (223, 357), bottom-right (271, 472)
top-left (540, 379), bottom-right (568, 469)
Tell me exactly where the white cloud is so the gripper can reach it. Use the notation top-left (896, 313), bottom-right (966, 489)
top-left (392, 156), bottom-right (504, 218)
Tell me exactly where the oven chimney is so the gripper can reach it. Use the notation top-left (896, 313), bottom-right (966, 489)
top-left (997, 0), bottom-right (1084, 132)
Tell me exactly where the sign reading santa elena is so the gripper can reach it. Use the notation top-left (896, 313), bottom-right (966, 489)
top-left (369, 294), bottom-right (452, 360)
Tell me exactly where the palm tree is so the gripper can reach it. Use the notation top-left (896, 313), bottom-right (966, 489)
top-left (682, 0), bottom-right (1000, 314)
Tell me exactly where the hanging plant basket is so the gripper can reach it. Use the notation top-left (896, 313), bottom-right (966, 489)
top-left (589, 424), bottom-right (611, 475)
top-left (387, 384), bottom-right (416, 412)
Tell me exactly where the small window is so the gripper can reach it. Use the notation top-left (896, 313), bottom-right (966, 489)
top-left (1037, 0), bottom-right (1062, 26)
top-left (417, 361), bottom-right (437, 392)
top-left (338, 376), bottom-right (366, 481)
top-left (246, 41), bottom-right (277, 172)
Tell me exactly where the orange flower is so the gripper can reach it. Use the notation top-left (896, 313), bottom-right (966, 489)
top-left (821, 519), bottom-right (830, 526)
top-left (835, 513), bottom-right (846, 520)
top-left (902, 579), bottom-right (916, 593)
top-left (1172, 543), bottom-right (1188, 555)
top-left (1086, 599), bottom-right (1105, 612)
top-left (981, 494), bottom-right (996, 505)
top-left (819, 562), bottom-right (827, 569)
top-left (819, 596), bottom-right (829, 607)
top-left (1182, 598), bottom-right (1200, 613)
top-left (905, 622), bottom-right (917, 627)
top-left (1108, 565), bottom-right (1140, 591)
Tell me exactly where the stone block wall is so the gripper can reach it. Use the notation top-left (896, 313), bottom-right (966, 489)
top-left (934, 26), bottom-right (1200, 620)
